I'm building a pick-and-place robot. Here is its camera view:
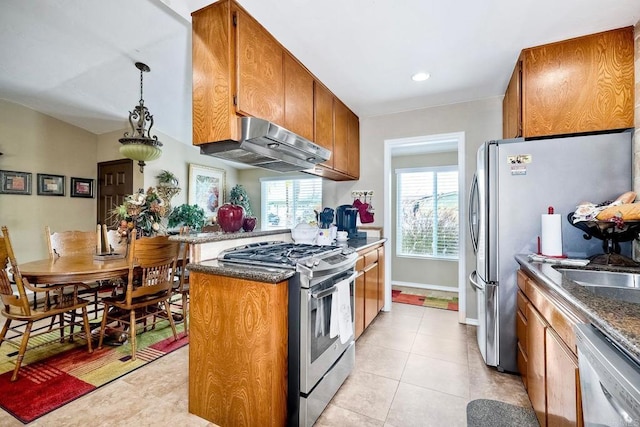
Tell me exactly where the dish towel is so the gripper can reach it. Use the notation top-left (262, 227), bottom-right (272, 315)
top-left (330, 278), bottom-right (353, 344)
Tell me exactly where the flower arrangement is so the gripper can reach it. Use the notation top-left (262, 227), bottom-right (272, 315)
top-left (112, 187), bottom-right (167, 239)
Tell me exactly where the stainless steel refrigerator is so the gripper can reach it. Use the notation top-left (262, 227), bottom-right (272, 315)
top-left (469, 131), bottom-right (632, 373)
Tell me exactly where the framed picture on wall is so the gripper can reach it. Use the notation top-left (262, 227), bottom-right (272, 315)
top-left (188, 164), bottom-right (226, 220)
top-left (70, 177), bottom-right (94, 198)
top-left (0, 170), bottom-right (32, 195)
top-left (37, 173), bottom-right (65, 196)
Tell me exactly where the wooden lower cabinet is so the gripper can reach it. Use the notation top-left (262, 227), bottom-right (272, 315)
top-left (188, 272), bottom-right (288, 427)
top-left (355, 269), bottom-right (365, 339)
top-left (354, 243), bottom-right (385, 338)
top-left (527, 303), bottom-right (548, 427)
top-left (516, 269), bottom-right (585, 427)
top-left (376, 246), bottom-right (385, 312)
top-left (546, 328), bottom-right (582, 427)
top-left (363, 262), bottom-right (379, 328)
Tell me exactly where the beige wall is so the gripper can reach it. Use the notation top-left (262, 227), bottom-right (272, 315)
top-left (348, 97), bottom-right (504, 320)
top-left (0, 99), bottom-right (98, 262)
top-left (391, 151), bottom-right (459, 289)
top-left (0, 99), bottom-right (238, 262)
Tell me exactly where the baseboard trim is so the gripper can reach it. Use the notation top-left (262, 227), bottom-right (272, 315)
top-left (392, 281), bottom-right (459, 294)
top-left (465, 318), bottom-right (479, 326)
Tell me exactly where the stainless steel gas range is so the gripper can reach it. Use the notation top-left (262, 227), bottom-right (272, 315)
top-left (218, 241), bottom-right (358, 427)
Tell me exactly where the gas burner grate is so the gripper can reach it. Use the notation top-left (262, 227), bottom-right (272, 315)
top-left (219, 242), bottom-right (341, 268)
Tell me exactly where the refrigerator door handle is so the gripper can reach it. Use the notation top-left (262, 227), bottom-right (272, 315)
top-left (469, 270), bottom-right (483, 291)
top-left (469, 173), bottom-right (479, 253)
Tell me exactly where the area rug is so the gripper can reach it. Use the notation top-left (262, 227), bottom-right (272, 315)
top-left (392, 285), bottom-right (459, 311)
top-left (0, 320), bottom-right (187, 424)
top-left (467, 399), bottom-right (538, 426)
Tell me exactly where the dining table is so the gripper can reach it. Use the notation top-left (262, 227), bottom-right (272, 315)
top-left (19, 254), bottom-right (130, 286)
top-left (19, 253), bottom-right (183, 343)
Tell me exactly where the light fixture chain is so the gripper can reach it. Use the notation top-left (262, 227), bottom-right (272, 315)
top-left (139, 67), bottom-right (144, 105)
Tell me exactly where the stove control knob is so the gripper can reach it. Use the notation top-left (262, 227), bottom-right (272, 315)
top-left (305, 259), bottom-right (315, 268)
top-left (313, 259), bottom-right (320, 266)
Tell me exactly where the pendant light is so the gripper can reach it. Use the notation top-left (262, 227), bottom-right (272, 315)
top-left (119, 62), bottom-right (163, 173)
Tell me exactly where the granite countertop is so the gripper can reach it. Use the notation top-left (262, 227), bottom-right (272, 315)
top-left (186, 236), bottom-right (387, 284)
top-left (169, 228), bottom-right (291, 244)
top-left (515, 254), bottom-right (640, 362)
top-left (187, 259), bottom-right (296, 284)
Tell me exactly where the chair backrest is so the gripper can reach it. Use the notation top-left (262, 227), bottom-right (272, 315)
top-left (124, 230), bottom-right (180, 305)
top-left (176, 240), bottom-right (190, 292)
top-left (101, 224), bottom-right (129, 256)
top-left (46, 225), bottom-right (100, 258)
top-left (0, 226), bottom-right (31, 316)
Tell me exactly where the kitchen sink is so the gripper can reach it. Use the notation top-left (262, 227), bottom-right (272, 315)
top-left (556, 268), bottom-right (640, 304)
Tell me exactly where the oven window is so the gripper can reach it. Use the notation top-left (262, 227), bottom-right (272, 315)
top-left (309, 275), bottom-right (354, 363)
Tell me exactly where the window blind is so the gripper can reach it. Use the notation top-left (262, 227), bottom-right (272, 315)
top-left (261, 177), bottom-right (323, 229)
top-left (395, 166), bottom-right (459, 259)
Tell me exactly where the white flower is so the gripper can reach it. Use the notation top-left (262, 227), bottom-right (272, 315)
top-left (152, 223), bottom-right (160, 231)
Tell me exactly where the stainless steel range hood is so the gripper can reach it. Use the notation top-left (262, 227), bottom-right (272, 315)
top-left (199, 117), bottom-right (331, 172)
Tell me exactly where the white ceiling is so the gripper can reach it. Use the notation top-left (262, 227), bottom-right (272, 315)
top-left (1, 0), bottom-right (639, 146)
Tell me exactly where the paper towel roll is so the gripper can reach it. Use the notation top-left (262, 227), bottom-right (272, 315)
top-left (541, 214), bottom-right (563, 256)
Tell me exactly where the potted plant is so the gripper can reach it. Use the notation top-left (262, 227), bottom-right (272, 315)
top-left (168, 204), bottom-right (207, 232)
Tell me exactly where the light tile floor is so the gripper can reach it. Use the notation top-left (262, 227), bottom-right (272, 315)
top-left (0, 303), bottom-right (531, 426)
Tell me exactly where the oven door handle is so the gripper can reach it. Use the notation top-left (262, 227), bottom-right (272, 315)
top-left (311, 272), bottom-right (357, 300)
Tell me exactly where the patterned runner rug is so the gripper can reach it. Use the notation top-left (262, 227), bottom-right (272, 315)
top-left (392, 285), bottom-right (459, 311)
top-left (0, 320), bottom-right (187, 424)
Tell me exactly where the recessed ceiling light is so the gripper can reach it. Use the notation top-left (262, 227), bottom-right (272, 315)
top-left (412, 72), bottom-right (430, 82)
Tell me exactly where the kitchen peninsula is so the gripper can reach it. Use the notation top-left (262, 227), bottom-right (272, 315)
top-left (175, 230), bottom-right (386, 426)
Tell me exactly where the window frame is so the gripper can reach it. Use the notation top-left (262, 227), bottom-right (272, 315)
top-left (395, 165), bottom-right (459, 260)
top-left (260, 175), bottom-right (323, 230)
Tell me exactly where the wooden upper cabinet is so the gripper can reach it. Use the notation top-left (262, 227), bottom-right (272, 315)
top-left (521, 26), bottom-right (634, 138)
top-left (235, 8), bottom-right (284, 125)
top-left (502, 58), bottom-right (522, 139)
top-left (283, 53), bottom-right (314, 141)
top-left (347, 109), bottom-right (360, 179)
top-left (314, 81), bottom-right (334, 169)
top-left (191, 0), bottom-right (360, 181)
top-left (333, 99), bottom-right (349, 174)
top-left (192, 0), bottom-right (236, 143)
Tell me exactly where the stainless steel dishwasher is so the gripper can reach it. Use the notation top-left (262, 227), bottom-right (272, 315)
top-left (575, 324), bottom-right (640, 426)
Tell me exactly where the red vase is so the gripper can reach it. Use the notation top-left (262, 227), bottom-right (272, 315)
top-left (243, 216), bottom-right (257, 232)
top-left (217, 203), bottom-right (245, 233)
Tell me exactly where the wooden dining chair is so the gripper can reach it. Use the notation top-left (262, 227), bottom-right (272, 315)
top-left (46, 225), bottom-right (101, 258)
top-left (100, 224), bottom-right (129, 256)
top-left (171, 229), bottom-right (191, 335)
top-left (97, 230), bottom-right (180, 360)
top-left (45, 225), bottom-right (102, 334)
top-left (0, 226), bottom-right (93, 381)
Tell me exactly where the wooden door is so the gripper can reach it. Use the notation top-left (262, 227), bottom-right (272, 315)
top-left (314, 82), bottom-right (334, 169)
top-left (333, 99), bottom-right (349, 174)
top-left (355, 270), bottom-right (365, 339)
top-left (235, 7), bottom-right (284, 125)
top-left (522, 27), bottom-right (634, 137)
top-left (347, 109), bottom-right (360, 179)
top-left (364, 263), bottom-right (379, 329)
top-left (283, 53), bottom-right (313, 141)
top-left (546, 328), bottom-right (583, 427)
top-left (97, 159), bottom-right (133, 228)
top-left (503, 59), bottom-right (522, 139)
top-left (527, 303), bottom-right (548, 427)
